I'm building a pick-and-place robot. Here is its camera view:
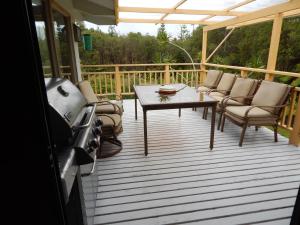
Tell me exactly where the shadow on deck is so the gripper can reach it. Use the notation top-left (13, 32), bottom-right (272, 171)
top-left (94, 99), bottom-right (300, 225)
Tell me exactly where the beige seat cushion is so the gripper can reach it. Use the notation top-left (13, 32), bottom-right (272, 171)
top-left (251, 81), bottom-right (288, 112)
top-left (210, 92), bottom-right (225, 97)
top-left (203, 70), bottom-right (222, 88)
top-left (197, 86), bottom-right (210, 92)
top-left (226, 106), bottom-right (271, 119)
top-left (230, 78), bottom-right (256, 103)
top-left (78, 80), bottom-right (98, 103)
top-left (99, 114), bottom-right (121, 127)
top-left (212, 95), bottom-right (243, 107)
top-left (96, 101), bottom-right (123, 115)
top-left (216, 73), bottom-right (236, 93)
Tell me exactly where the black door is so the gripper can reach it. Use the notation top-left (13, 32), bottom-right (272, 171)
top-left (1, 1), bottom-right (66, 225)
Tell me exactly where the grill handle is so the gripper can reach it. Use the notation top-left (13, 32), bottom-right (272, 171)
top-left (72, 104), bottom-right (96, 132)
top-left (81, 153), bottom-right (97, 177)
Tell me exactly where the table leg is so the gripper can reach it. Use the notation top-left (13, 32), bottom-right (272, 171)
top-left (135, 91), bottom-right (137, 120)
top-left (210, 104), bottom-right (216, 150)
top-left (178, 108), bottom-right (181, 117)
top-left (143, 109), bottom-right (148, 156)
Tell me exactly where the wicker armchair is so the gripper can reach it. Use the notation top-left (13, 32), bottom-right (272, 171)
top-left (78, 80), bottom-right (123, 116)
top-left (202, 72), bottom-right (237, 120)
top-left (78, 80), bottom-right (123, 158)
top-left (197, 70), bottom-right (223, 92)
top-left (212, 78), bottom-right (260, 129)
top-left (221, 80), bottom-right (292, 146)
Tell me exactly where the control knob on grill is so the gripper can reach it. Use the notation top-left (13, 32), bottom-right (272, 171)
top-left (93, 127), bottom-right (102, 136)
top-left (95, 118), bottom-right (102, 127)
top-left (88, 138), bottom-right (99, 149)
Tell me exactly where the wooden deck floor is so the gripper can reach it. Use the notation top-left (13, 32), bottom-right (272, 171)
top-left (93, 99), bottom-right (300, 225)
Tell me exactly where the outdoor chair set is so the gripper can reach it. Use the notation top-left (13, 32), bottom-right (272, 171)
top-left (78, 81), bottom-right (123, 158)
top-left (199, 70), bottom-right (292, 146)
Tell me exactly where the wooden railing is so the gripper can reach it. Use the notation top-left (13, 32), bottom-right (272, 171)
top-left (80, 63), bottom-right (300, 146)
top-left (81, 63), bottom-right (201, 97)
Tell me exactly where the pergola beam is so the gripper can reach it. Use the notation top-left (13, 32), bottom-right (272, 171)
top-left (159, 0), bottom-right (187, 23)
top-left (114, 0), bottom-right (119, 24)
top-left (118, 7), bottom-right (245, 16)
top-left (118, 18), bottom-right (213, 25)
top-left (204, 0), bottom-right (300, 31)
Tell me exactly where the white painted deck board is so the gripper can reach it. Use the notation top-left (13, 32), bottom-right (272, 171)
top-left (93, 100), bottom-right (300, 225)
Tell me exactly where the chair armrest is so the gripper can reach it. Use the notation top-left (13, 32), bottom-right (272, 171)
top-left (244, 104), bottom-right (287, 118)
top-left (98, 114), bottom-right (116, 126)
top-left (207, 89), bottom-right (227, 95)
top-left (96, 101), bottom-right (121, 113)
top-left (221, 96), bottom-right (254, 107)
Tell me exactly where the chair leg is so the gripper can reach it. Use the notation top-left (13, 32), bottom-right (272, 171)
top-left (239, 122), bottom-right (248, 147)
top-left (217, 113), bottom-right (222, 130)
top-left (179, 108), bottom-right (181, 117)
top-left (255, 126), bottom-right (259, 131)
top-left (221, 114), bottom-right (226, 132)
top-left (205, 107), bottom-right (209, 120)
top-left (274, 124), bottom-right (278, 142)
top-left (202, 107), bottom-right (206, 119)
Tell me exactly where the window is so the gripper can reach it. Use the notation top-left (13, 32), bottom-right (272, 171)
top-left (32, 0), bottom-right (53, 77)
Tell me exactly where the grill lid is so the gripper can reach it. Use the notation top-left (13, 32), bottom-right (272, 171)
top-left (45, 78), bottom-right (87, 126)
top-left (45, 78), bottom-right (88, 146)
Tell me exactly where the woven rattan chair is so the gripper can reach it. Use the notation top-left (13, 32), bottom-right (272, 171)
top-left (197, 70), bottom-right (223, 92)
top-left (78, 80), bottom-right (123, 158)
top-left (78, 80), bottom-right (123, 116)
top-left (202, 72), bottom-right (237, 120)
top-left (221, 80), bottom-right (292, 146)
top-left (212, 78), bottom-right (260, 129)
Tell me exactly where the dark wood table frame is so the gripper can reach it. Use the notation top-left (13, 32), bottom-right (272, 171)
top-left (134, 86), bottom-right (217, 156)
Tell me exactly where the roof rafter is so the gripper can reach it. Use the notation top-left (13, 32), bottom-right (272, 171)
top-left (118, 18), bottom-right (213, 25)
top-left (159, 0), bottom-right (187, 23)
top-left (200, 0), bottom-right (255, 23)
top-left (204, 0), bottom-right (300, 31)
top-left (118, 7), bottom-right (245, 16)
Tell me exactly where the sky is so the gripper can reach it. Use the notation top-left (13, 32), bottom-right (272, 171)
top-left (84, 22), bottom-right (196, 38)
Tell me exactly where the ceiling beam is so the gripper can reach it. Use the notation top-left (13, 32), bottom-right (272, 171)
top-left (114, 0), bottom-right (119, 24)
top-left (225, 0), bottom-right (256, 11)
top-left (118, 18), bottom-right (213, 25)
top-left (118, 7), bottom-right (245, 16)
top-left (226, 16), bottom-right (274, 29)
top-left (159, 0), bottom-right (187, 23)
top-left (204, 0), bottom-right (300, 31)
top-left (200, 0), bottom-right (254, 23)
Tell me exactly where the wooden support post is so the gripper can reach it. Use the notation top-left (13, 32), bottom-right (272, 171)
top-left (241, 70), bottom-right (248, 78)
top-left (200, 30), bottom-right (208, 84)
top-left (164, 64), bottom-right (170, 84)
top-left (265, 13), bottom-right (283, 81)
top-left (115, 66), bottom-right (122, 99)
top-left (289, 95), bottom-right (300, 147)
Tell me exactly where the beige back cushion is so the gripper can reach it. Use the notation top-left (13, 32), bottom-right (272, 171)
top-left (230, 78), bottom-right (255, 103)
top-left (252, 80), bottom-right (288, 111)
top-left (78, 81), bottom-right (98, 103)
top-left (203, 70), bottom-right (222, 88)
top-left (217, 73), bottom-right (236, 92)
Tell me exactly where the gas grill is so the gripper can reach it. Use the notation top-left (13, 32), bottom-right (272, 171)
top-left (45, 78), bottom-right (99, 225)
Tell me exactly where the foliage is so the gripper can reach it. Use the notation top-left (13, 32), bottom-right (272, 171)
top-left (75, 17), bottom-right (300, 86)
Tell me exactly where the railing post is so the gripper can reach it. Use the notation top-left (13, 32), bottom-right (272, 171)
top-left (164, 64), bottom-right (170, 84)
top-left (115, 66), bottom-right (122, 100)
top-left (241, 70), bottom-right (248, 78)
top-left (289, 95), bottom-right (300, 146)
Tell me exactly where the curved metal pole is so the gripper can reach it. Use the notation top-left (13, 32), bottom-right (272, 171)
top-left (162, 41), bottom-right (198, 88)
